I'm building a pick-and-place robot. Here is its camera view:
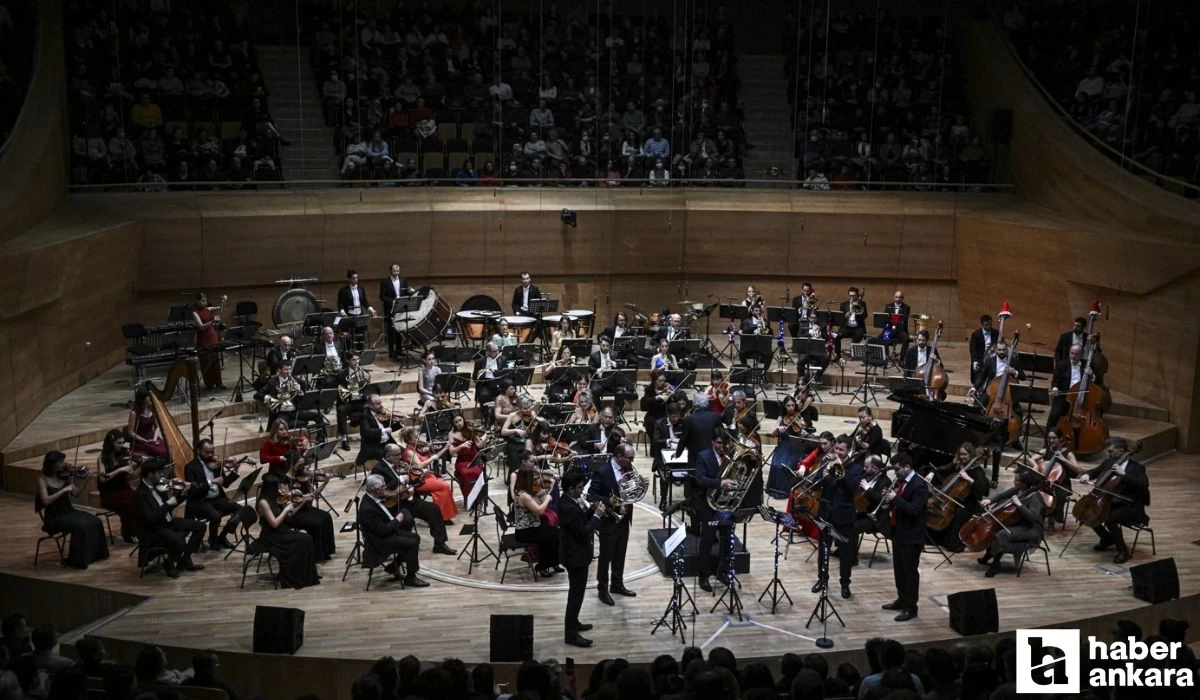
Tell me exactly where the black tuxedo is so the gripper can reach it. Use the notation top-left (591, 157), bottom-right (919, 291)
top-left (693, 447), bottom-right (732, 579)
top-left (588, 349), bottom-right (619, 372)
top-left (973, 355), bottom-right (1025, 392)
top-left (558, 495), bottom-right (601, 631)
top-left (183, 458), bottom-right (240, 544)
top-left (309, 337), bottom-right (349, 361)
top-left (1084, 458), bottom-right (1149, 554)
top-left (265, 347), bottom-right (296, 376)
top-left (511, 283), bottom-right (541, 314)
top-left (335, 366), bottom-right (368, 438)
top-left (356, 495), bottom-right (420, 573)
top-left (1055, 330), bottom-right (1087, 362)
top-left (588, 460), bottom-right (632, 591)
top-left (790, 294), bottom-right (817, 336)
top-left (474, 353), bottom-right (503, 380)
top-left (674, 411), bottom-right (724, 467)
top-left (654, 326), bottom-right (689, 345)
top-left (837, 300), bottom-right (868, 346)
top-left (379, 275), bottom-right (411, 357)
top-left (888, 473), bottom-right (929, 613)
top-left (855, 471), bottom-right (893, 537)
top-left (369, 462), bottom-right (448, 547)
top-left (136, 481), bottom-right (205, 566)
top-left (968, 327), bottom-right (999, 383)
top-left (855, 423), bottom-right (888, 456)
top-left (879, 301), bottom-right (911, 356)
top-left (721, 403), bottom-right (757, 429)
top-left (817, 459), bottom-right (863, 587)
top-left (336, 284), bottom-right (371, 316)
top-left (263, 374), bottom-right (323, 430)
top-left (902, 345), bottom-right (940, 378)
top-left (355, 412), bottom-right (396, 466)
top-left (1046, 359), bottom-right (1085, 432)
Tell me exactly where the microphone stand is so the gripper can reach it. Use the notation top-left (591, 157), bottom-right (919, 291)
top-left (805, 515), bottom-right (846, 648)
top-left (756, 505), bottom-right (793, 614)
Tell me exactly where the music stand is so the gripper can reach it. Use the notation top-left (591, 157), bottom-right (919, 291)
top-left (756, 505), bottom-right (794, 614)
top-left (651, 525), bottom-right (696, 644)
top-left (793, 338), bottom-right (829, 401)
top-left (436, 346), bottom-right (478, 364)
top-left (665, 370), bottom-right (696, 393)
top-left (849, 343), bottom-right (886, 407)
top-left (434, 372), bottom-right (472, 402)
top-left (612, 334), bottom-right (645, 358)
top-left (224, 323), bottom-right (259, 403)
top-left (296, 439), bottom-right (343, 511)
top-left (1016, 350), bottom-right (1055, 380)
top-left (668, 338), bottom-right (700, 361)
top-left (1008, 383), bottom-right (1050, 469)
top-left (293, 354), bottom-right (325, 378)
top-left (766, 308), bottom-right (797, 370)
top-left (303, 312), bottom-right (339, 339)
top-left (806, 516), bottom-right (847, 647)
top-left (501, 344), bottom-right (536, 368)
top-left (528, 298), bottom-right (559, 349)
top-left (364, 380), bottom-right (401, 397)
top-left (573, 452), bottom-right (612, 474)
top-left (710, 509), bottom-right (754, 621)
top-left (423, 408), bottom-right (462, 441)
top-left (729, 364), bottom-right (767, 399)
top-left (717, 306), bottom-right (749, 359)
top-left (557, 338), bottom-right (589, 360)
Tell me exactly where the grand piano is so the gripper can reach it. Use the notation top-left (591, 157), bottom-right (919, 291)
top-left (889, 389), bottom-right (999, 469)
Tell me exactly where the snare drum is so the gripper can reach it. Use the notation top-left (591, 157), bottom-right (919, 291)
top-left (502, 315), bottom-right (537, 343)
top-left (456, 311), bottom-right (488, 342)
top-left (567, 309), bottom-right (595, 338)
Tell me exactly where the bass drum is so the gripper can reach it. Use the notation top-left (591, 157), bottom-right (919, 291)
top-left (272, 289), bottom-right (319, 325)
top-left (393, 286), bottom-right (453, 346)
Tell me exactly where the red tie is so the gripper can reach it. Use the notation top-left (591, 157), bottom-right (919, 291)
top-left (891, 479), bottom-right (906, 526)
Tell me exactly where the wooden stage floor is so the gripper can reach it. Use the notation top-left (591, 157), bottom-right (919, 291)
top-left (0, 338), bottom-right (1195, 665)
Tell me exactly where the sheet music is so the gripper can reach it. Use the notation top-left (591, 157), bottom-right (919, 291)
top-left (663, 525), bottom-right (688, 557)
top-left (466, 472), bottom-right (487, 511)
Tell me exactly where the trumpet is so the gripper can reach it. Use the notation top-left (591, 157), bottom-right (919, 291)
top-left (802, 293), bottom-right (820, 311)
top-left (849, 299), bottom-right (865, 316)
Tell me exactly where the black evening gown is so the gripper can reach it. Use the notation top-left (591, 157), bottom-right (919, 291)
top-left (41, 485), bottom-right (110, 569)
top-left (257, 499), bottom-right (320, 589)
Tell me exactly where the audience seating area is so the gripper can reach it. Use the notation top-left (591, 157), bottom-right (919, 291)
top-left (1003, 0), bottom-right (1200, 196)
top-left (0, 1), bottom-right (32, 148)
top-left (308, 3), bottom-right (745, 186)
top-left (784, 9), bottom-right (987, 190)
top-left (64, 0), bottom-right (278, 189)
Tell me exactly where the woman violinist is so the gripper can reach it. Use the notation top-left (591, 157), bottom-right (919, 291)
top-left (923, 441), bottom-right (990, 552)
top-left (493, 380), bottom-right (519, 426)
top-left (37, 451), bottom-right (110, 569)
top-left (1030, 428), bottom-right (1079, 524)
top-left (706, 369), bottom-right (729, 415)
top-left (398, 426), bottom-right (457, 523)
top-left (566, 393), bottom-right (598, 425)
top-left (260, 419), bottom-right (308, 469)
top-left (550, 316), bottom-right (575, 357)
top-left (448, 415), bottom-right (489, 508)
top-left (766, 395), bottom-right (807, 497)
top-left (254, 474), bottom-right (320, 588)
top-left (511, 454), bottom-right (563, 577)
top-left (96, 429), bottom-right (142, 543)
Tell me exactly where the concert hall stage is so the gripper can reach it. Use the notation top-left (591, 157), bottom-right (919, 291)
top-left (0, 338), bottom-right (1196, 699)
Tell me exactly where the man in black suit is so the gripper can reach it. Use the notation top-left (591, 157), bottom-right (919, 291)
top-left (813, 435), bottom-right (864, 599)
top-left (355, 394), bottom-right (397, 466)
top-left (721, 390), bottom-right (756, 428)
top-left (263, 335), bottom-right (296, 377)
top-left (652, 405), bottom-right (685, 510)
top-left (789, 280), bottom-right (816, 337)
top-left (1080, 437), bottom-right (1150, 565)
top-left (1054, 317), bottom-right (1088, 363)
top-left (902, 329), bottom-right (941, 383)
top-left (1046, 343), bottom-right (1091, 433)
top-left (739, 304), bottom-right (773, 370)
top-left (511, 271), bottom-right (540, 314)
top-left (379, 263), bottom-right (414, 359)
top-left (588, 443), bottom-right (639, 606)
top-left (310, 326), bottom-right (350, 366)
top-left (854, 455), bottom-right (892, 540)
top-left (370, 444), bottom-right (456, 555)
top-left (692, 430), bottom-right (738, 592)
top-left (262, 361), bottom-right (326, 431)
top-left (183, 438), bottom-right (241, 549)
top-left (334, 351), bottom-right (369, 450)
top-left (559, 468), bottom-right (604, 647)
top-left (881, 452), bottom-right (928, 621)
top-left (474, 342), bottom-right (503, 380)
top-left (336, 270), bottom-right (375, 351)
top-left (971, 340), bottom-right (1025, 394)
top-left (673, 393), bottom-right (724, 469)
top-left (654, 314), bottom-right (690, 345)
top-left (836, 286), bottom-right (867, 354)
top-left (137, 459), bottom-right (206, 578)
top-left (358, 474), bottom-right (428, 586)
top-left (968, 315), bottom-right (999, 385)
top-left (879, 290), bottom-right (912, 358)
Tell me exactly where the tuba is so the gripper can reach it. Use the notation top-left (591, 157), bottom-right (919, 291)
top-left (265, 375), bottom-right (302, 412)
top-left (706, 431), bottom-right (764, 512)
top-left (337, 366), bottom-right (371, 403)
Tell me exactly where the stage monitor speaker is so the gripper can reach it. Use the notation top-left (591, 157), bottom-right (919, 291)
top-left (948, 588), bottom-right (998, 636)
top-left (253, 605), bottom-right (305, 654)
top-left (490, 614), bottom-right (534, 662)
top-left (991, 109), bottom-right (1013, 145)
top-left (1130, 557), bottom-right (1178, 604)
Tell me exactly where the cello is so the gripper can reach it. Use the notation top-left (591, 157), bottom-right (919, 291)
top-left (1056, 303), bottom-right (1109, 455)
top-left (926, 449), bottom-right (987, 532)
top-left (983, 331), bottom-right (1021, 440)
top-left (957, 483), bottom-right (1044, 553)
top-left (1072, 441), bottom-right (1141, 528)
top-left (922, 321), bottom-right (949, 401)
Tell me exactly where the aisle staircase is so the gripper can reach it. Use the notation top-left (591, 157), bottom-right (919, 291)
top-left (256, 45), bottom-right (338, 182)
top-left (736, 54), bottom-right (795, 182)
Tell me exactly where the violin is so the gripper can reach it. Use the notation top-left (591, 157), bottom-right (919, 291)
top-left (276, 487), bottom-right (313, 506)
top-left (926, 450), bottom-right (986, 532)
top-left (156, 478), bottom-right (190, 497)
top-left (1072, 442), bottom-right (1141, 528)
top-left (957, 485), bottom-right (1044, 552)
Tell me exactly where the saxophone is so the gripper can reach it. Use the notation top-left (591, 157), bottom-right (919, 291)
top-left (337, 365), bottom-right (371, 403)
top-left (265, 375), bottom-right (302, 412)
top-left (706, 431), bottom-right (764, 512)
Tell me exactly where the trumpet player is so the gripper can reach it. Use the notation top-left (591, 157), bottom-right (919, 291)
top-left (335, 351), bottom-right (371, 451)
top-left (789, 281), bottom-right (818, 337)
top-left (739, 304), bottom-right (773, 371)
top-left (812, 435), bottom-right (864, 600)
top-left (183, 438), bottom-right (242, 551)
top-left (589, 443), bottom-right (639, 606)
top-left (837, 286), bottom-right (867, 354)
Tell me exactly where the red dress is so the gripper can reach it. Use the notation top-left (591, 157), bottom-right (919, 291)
top-left (195, 306), bottom-right (222, 389)
top-left (260, 438), bottom-right (294, 467)
top-left (452, 437), bottom-right (484, 508)
top-left (401, 445), bottom-right (458, 522)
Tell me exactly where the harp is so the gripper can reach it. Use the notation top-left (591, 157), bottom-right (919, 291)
top-left (144, 358), bottom-right (201, 479)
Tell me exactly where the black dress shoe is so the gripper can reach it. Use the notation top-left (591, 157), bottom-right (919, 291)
top-left (183, 560), bottom-right (205, 572)
top-left (403, 576), bottom-right (431, 588)
top-left (699, 577), bottom-right (713, 593)
top-left (1113, 550), bottom-right (1132, 565)
top-left (432, 543), bottom-right (458, 555)
top-left (894, 609), bottom-right (918, 622)
top-left (573, 622), bottom-right (594, 632)
top-left (611, 586), bottom-right (637, 597)
top-left (597, 590), bottom-right (615, 606)
top-left (811, 580), bottom-right (826, 593)
top-left (565, 633), bottom-right (593, 647)
top-left (340, 440), bottom-right (350, 451)
top-left (881, 601), bottom-right (904, 611)
top-left (977, 553), bottom-right (992, 565)
top-left (841, 585), bottom-right (852, 599)
top-left (1093, 539), bottom-right (1114, 552)
top-left (985, 562), bottom-right (1001, 577)
top-left (165, 563), bottom-right (181, 579)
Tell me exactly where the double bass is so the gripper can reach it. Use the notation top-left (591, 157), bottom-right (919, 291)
top-left (922, 321), bottom-right (949, 401)
top-left (1056, 303), bottom-right (1109, 455)
top-left (983, 331), bottom-right (1021, 441)
top-left (1072, 441), bottom-right (1141, 528)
